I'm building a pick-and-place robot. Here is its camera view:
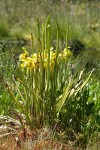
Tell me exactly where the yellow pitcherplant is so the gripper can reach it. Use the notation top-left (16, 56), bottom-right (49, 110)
top-left (50, 51), bottom-right (56, 71)
top-left (21, 57), bottom-right (34, 70)
top-left (19, 47), bottom-right (72, 72)
top-left (62, 48), bottom-right (73, 59)
top-left (44, 58), bottom-right (48, 69)
top-left (19, 47), bottom-right (29, 61)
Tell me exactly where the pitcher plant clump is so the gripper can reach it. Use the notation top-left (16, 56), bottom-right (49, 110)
top-left (19, 47), bottom-right (72, 72)
top-left (6, 18), bottom-right (94, 131)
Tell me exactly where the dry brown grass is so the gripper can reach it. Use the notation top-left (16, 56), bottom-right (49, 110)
top-left (0, 129), bottom-right (99, 150)
top-left (0, 128), bottom-right (75, 150)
